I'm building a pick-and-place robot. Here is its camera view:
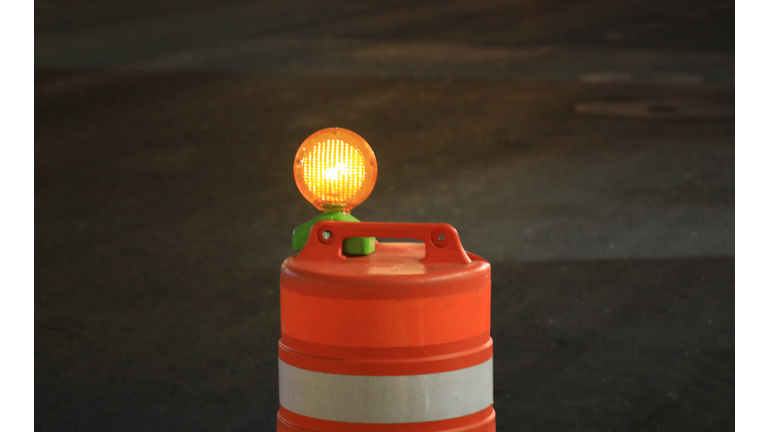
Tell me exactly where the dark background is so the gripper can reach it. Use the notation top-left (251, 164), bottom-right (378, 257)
top-left (35, 1), bottom-right (734, 430)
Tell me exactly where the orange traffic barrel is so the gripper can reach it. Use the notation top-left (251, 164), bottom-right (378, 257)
top-left (277, 221), bottom-right (495, 431)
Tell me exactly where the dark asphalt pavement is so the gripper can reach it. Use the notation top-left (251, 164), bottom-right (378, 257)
top-left (35, 1), bottom-right (734, 431)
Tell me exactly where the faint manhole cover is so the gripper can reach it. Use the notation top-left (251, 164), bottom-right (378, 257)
top-left (580, 71), bottom-right (705, 85)
top-left (573, 98), bottom-right (734, 119)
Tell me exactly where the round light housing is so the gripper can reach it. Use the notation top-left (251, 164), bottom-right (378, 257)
top-left (294, 128), bottom-right (377, 211)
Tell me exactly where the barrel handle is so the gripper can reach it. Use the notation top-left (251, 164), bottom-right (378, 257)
top-left (298, 221), bottom-right (472, 264)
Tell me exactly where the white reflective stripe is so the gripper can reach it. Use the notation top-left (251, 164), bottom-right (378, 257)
top-left (279, 358), bottom-right (493, 423)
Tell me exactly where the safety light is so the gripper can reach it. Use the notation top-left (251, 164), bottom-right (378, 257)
top-left (294, 128), bottom-right (377, 212)
top-left (291, 128), bottom-right (377, 254)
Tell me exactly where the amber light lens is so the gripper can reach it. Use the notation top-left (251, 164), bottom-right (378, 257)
top-left (294, 128), bottom-right (377, 211)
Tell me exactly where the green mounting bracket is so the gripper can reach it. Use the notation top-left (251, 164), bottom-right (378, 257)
top-left (292, 210), bottom-right (376, 255)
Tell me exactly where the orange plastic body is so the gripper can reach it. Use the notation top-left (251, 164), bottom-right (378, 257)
top-left (278, 221), bottom-right (494, 431)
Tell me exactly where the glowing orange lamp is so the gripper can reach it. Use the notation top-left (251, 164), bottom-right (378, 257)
top-left (292, 128), bottom-right (377, 254)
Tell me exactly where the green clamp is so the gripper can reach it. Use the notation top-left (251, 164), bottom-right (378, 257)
top-left (292, 210), bottom-right (375, 255)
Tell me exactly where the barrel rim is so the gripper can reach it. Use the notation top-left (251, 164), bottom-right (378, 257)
top-left (278, 334), bottom-right (493, 375)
